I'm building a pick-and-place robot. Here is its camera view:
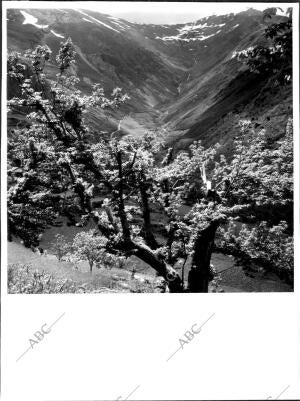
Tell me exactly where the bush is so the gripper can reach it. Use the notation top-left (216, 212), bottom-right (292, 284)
top-left (8, 264), bottom-right (80, 293)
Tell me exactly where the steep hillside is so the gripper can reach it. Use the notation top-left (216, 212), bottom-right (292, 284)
top-left (7, 8), bottom-right (292, 148)
top-left (7, 8), bottom-right (183, 134)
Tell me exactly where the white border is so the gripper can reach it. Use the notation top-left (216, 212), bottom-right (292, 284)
top-left (1, 2), bottom-right (300, 401)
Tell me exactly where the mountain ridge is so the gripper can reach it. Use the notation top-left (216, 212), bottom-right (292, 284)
top-left (7, 8), bottom-right (292, 151)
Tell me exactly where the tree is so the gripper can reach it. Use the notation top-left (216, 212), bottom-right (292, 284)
top-left (7, 39), bottom-right (293, 292)
top-left (214, 116), bottom-right (293, 285)
top-left (72, 230), bottom-right (107, 272)
top-left (216, 220), bottom-right (293, 284)
top-left (50, 233), bottom-right (71, 261)
top-left (235, 7), bottom-right (292, 85)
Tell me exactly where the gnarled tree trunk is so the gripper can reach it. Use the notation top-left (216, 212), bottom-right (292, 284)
top-left (187, 221), bottom-right (219, 292)
top-left (133, 242), bottom-right (183, 292)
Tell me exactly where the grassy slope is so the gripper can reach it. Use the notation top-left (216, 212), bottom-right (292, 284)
top-left (8, 241), bottom-right (157, 293)
top-left (8, 236), bottom-right (292, 293)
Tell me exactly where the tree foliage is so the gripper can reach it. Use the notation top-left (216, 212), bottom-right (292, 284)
top-left (216, 220), bottom-right (293, 283)
top-left (50, 233), bottom-right (71, 261)
top-left (72, 230), bottom-right (107, 271)
top-left (236, 7), bottom-right (292, 85)
top-left (7, 38), bottom-right (293, 292)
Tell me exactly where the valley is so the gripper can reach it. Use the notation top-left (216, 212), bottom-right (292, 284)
top-left (7, 7), bottom-right (292, 149)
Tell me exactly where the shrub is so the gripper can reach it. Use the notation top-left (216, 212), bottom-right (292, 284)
top-left (8, 264), bottom-right (80, 293)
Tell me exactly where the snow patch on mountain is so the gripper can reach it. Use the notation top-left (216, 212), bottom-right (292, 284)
top-left (20, 10), bottom-right (49, 29)
top-left (155, 18), bottom-right (226, 42)
top-left (229, 24), bottom-right (240, 31)
top-left (82, 17), bottom-right (95, 24)
top-left (108, 16), bottom-right (120, 21)
top-left (50, 30), bottom-right (64, 38)
top-left (156, 29), bottom-right (222, 42)
top-left (109, 20), bottom-right (126, 30)
top-left (179, 22), bottom-right (225, 33)
top-left (108, 16), bottom-right (131, 29)
top-left (77, 10), bottom-right (120, 33)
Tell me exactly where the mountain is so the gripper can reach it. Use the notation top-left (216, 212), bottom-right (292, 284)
top-left (7, 8), bottom-right (292, 153)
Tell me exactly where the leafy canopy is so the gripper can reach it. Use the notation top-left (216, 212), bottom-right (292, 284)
top-left (7, 37), bottom-right (293, 290)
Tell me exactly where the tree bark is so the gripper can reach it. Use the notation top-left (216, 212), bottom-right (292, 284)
top-left (116, 151), bottom-right (131, 241)
top-left (139, 177), bottom-right (159, 249)
top-left (133, 242), bottom-right (183, 292)
top-left (187, 221), bottom-right (219, 292)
